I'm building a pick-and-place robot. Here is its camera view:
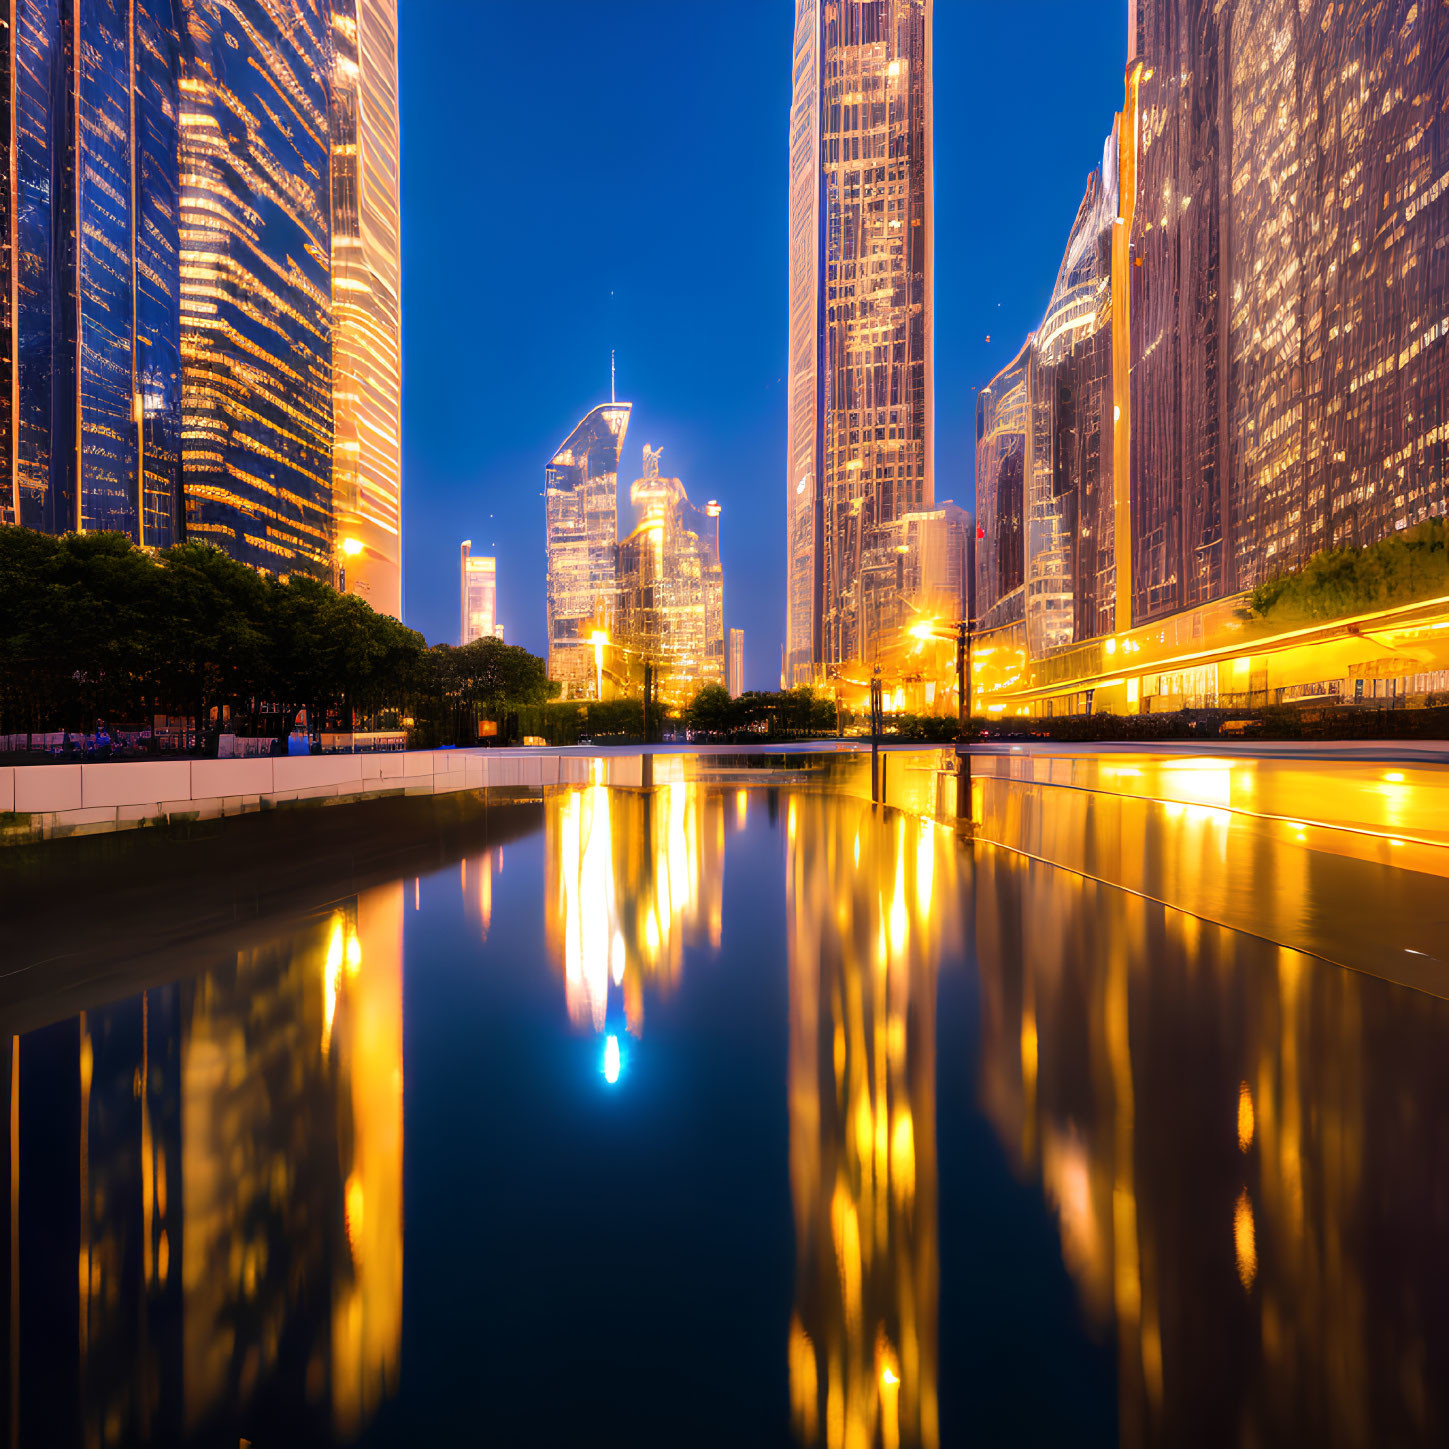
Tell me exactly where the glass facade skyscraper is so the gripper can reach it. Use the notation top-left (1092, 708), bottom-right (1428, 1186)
top-left (2, 0), bottom-right (402, 599)
top-left (786, 0), bottom-right (932, 685)
top-left (178, 0), bottom-right (335, 579)
top-left (460, 541), bottom-right (498, 646)
top-left (614, 446), bottom-right (724, 705)
top-left (5, 0), bottom-right (184, 543)
top-left (330, 0), bottom-right (402, 616)
top-left (973, 339), bottom-right (1028, 633)
top-left (545, 402), bottom-right (631, 697)
top-left (975, 0), bottom-right (1449, 716)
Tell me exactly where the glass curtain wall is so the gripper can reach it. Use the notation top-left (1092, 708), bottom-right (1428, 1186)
top-left (178, 0), bottom-right (334, 579)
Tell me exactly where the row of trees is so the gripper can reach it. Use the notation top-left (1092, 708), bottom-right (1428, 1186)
top-left (1249, 518), bottom-right (1449, 624)
top-left (0, 528), bottom-right (555, 749)
top-left (683, 685), bottom-right (840, 740)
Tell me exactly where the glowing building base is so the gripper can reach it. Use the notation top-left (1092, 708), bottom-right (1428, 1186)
top-left (972, 593), bottom-right (1449, 719)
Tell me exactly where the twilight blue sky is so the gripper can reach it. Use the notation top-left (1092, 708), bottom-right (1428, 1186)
top-left (399, 2), bottom-right (1127, 685)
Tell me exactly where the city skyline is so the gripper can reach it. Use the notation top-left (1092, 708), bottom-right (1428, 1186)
top-left (399, 1), bottom-right (1128, 681)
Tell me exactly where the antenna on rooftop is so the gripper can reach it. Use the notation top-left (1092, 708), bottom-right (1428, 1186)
top-left (611, 349), bottom-right (616, 405)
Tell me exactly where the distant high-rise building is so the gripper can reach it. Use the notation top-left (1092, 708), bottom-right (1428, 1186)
top-left (178, 0), bottom-right (336, 581)
top-left (3, 0), bottom-right (184, 543)
top-left (615, 446), bottom-right (725, 704)
top-left (974, 342), bottom-right (1029, 633)
top-left (728, 629), bottom-right (745, 698)
top-left (1025, 146), bottom-right (1117, 658)
top-left (546, 402), bottom-right (631, 697)
top-left (894, 502), bottom-right (971, 624)
top-left (460, 542), bottom-right (499, 645)
top-left (331, 0), bottom-right (403, 617)
top-left (786, 0), bottom-right (932, 684)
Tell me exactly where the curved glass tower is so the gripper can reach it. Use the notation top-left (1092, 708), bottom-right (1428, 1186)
top-left (545, 402), bottom-right (631, 697)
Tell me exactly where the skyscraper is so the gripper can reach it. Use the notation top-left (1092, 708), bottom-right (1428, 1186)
top-left (330, 0), bottom-right (403, 617)
top-left (460, 541), bottom-right (499, 645)
top-left (974, 341), bottom-right (1029, 633)
top-left (0, 1), bottom-right (405, 603)
top-left (614, 445), bottom-right (725, 704)
top-left (728, 628), bottom-right (744, 698)
top-left (973, 0), bottom-right (1449, 718)
top-left (545, 402), bottom-right (631, 697)
top-left (786, 0), bottom-right (932, 684)
top-left (4, 0), bottom-right (184, 543)
top-left (178, 0), bottom-right (336, 581)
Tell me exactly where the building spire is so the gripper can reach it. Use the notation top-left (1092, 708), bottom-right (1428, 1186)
top-left (611, 349), bottom-right (616, 405)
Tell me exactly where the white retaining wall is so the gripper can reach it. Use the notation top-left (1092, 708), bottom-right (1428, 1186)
top-left (0, 749), bottom-right (633, 841)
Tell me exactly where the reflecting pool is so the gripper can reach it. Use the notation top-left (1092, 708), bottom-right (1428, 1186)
top-left (4, 772), bottom-right (1449, 1447)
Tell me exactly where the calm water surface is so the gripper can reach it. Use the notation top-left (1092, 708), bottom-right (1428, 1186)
top-left (4, 778), bottom-right (1449, 1447)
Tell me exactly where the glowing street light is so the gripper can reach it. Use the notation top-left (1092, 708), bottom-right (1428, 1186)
top-left (905, 615), bottom-right (973, 742)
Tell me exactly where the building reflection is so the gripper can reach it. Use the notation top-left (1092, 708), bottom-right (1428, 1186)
top-left (0, 882), bottom-right (404, 1447)
top-left (785, 792), bottom-right (962, 1449)
top-left (975, 847), bottom-right (1449, 1446)
top-left (544, 776), bottom-right (726, 1038)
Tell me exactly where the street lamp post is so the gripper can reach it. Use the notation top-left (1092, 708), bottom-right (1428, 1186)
top-left (954, 617), bottom-right (971, 745)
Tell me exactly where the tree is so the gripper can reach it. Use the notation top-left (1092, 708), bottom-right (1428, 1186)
top-left (686, 684), bottom-right (736, 737)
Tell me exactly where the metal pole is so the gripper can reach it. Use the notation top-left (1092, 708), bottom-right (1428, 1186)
top-left (870, 669), bottom-right (883, 802)
top-left (956, 621), bottom-right (967, 744)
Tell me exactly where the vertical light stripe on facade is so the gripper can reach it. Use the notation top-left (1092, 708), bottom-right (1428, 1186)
top-left (331, 0), bottom-right (402, 617)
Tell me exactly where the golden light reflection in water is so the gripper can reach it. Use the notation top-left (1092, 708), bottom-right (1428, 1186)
top-left (975, 845), bottom-right (1449, 1447)
top-left (786, 793), bottom-right (963, 1449)
top-left (5, 883), bottom-right (404, 1444)
top-left (544, 781), bottom-right (726, 1038)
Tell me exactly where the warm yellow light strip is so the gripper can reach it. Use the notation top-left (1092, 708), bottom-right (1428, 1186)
top-left (982, 590), bottom-right (1449, 705)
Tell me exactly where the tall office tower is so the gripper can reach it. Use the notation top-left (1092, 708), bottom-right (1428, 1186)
top-left (330, 0), bottom-right (403, 617)
top-left (1025, 146), bottom-right (1117, 657)
top-left (1126, 1), bottom-right (1229, 625)
top-left (178, 0), bottom-right (335, 580)
top-left (728, 628), bottom-right (744, 698)
top-left (460, 541), bottom-right (498, 645)
top-left (974, 340), bottom-right (1029, 632)
top-left (1226, 0), bottom-right (1449, 578)
top-left (545, 402), bottom-right (631, 697)
top-left (615, 445), bottom-right (725, 704)
top-left (3, 0), bottom-right (184, 542)
top-left (1125, 0), bottom-right (1449, 621)
top-left (785, 0), bottom-right (932, 684)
